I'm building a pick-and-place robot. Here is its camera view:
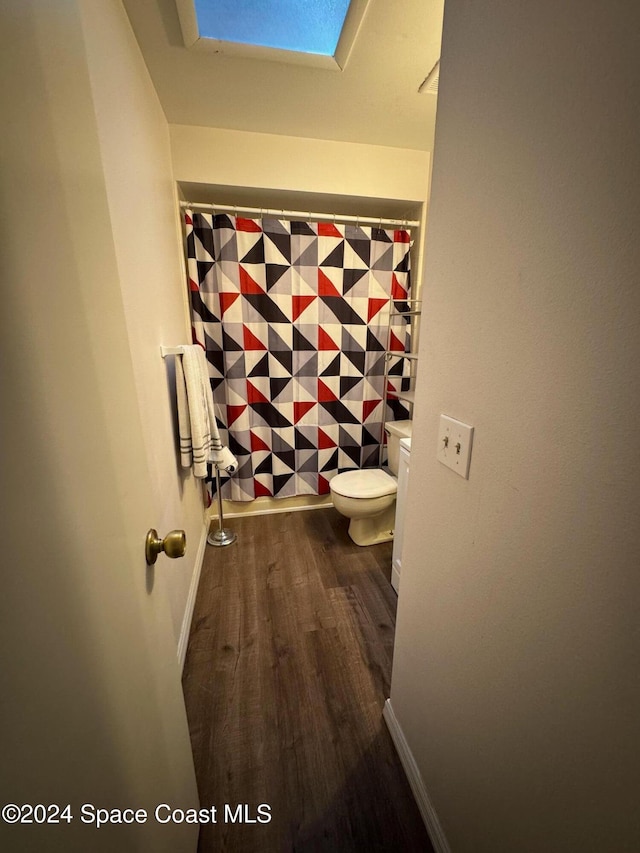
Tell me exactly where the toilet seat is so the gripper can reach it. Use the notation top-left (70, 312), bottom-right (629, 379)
top-left (330, 468), bottom-right (397, 499)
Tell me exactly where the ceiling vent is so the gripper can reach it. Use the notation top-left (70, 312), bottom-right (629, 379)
top-left (418, 60), bottom-right (439, 95)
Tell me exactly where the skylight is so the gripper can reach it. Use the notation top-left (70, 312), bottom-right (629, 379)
top-left (176, 0), bottom-right (369, 70)
top-left (194, 0), bottom-right (351, 56)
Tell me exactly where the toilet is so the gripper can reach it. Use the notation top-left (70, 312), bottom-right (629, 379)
top-left (330, 420), bottom-right (413, 546)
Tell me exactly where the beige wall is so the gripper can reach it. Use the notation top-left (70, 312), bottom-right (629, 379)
top-left (81, 1), bottom-right (206, 648)
top-left (0, 2), bottom-right (198, 849)
top-left (390, 1), bottom-right (640, 851)
top-left (170, 124), bottom-right (430, 205)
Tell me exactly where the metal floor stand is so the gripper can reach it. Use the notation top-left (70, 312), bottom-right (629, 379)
top-left (207, 467), bottom-right (237, 547)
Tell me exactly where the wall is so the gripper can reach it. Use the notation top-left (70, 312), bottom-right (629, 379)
top-left (0, 2), bottom-right (198, 849)
top-left (170, 124), bottom-right (430, 207)
top-left (81, 1), bottom-right (207, 653)
top-left (390, 1), bottom-right (640, 851)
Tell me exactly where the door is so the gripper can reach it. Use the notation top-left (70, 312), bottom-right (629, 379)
top-left (0, 4), bottom-right (198, 850)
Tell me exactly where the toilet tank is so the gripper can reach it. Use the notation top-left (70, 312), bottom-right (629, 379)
top-left (384, 420), bottom-right (413, 475)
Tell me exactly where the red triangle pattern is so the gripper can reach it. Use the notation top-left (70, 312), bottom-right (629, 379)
top-left (318, 269), bottom-right (341, 298)
top-left (236, 217), bottom-right (262, 233)
top-left (392, 273), bottom-right (407, 299)
top-left (318, 429), bottom-right (337, 449)
top-left (227, 404), bottom-right (247, 426)
top-left (250, 431), bottom-right (270, 452)
top-left (219, 292), bottom-right (239, 317)
top-left (292, 294), bottom-right (316, 321)
top-left (363, 399), bottom-right (381, 421)
top-left (185, 213), bottom-right (193, 226)
top-left (318, 476), bottom-right (331, 495)
top-left (318, 379), bottom-right (338, 403)
top-left (189, 277), bottom-right (199, 292)
top-left (318, 327), bottom-right (339, 351)
top-left (394, 229), bottom-right (411, 244)
top-left (368, 297), bottom-right (388, 321)
top-left (247, 381), bottom-right (270, 405)
top-left (243, 325), bottom-right (267, 350)
top-left (389, 331), bottom-right (405, 352)
top-left (318, 222), bottom-right (343, 238)
top-left (254, 481), bottom-right (272, 497)
top-left (294, 401), bottom-right (316, 423)
top-left (240, 266), bottom-right (264, 294)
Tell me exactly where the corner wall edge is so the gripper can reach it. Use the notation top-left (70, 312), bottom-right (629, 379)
top-left (383, 698), bottom-right (451, 853)
top-left (177, 520), bottom-right (208, 670)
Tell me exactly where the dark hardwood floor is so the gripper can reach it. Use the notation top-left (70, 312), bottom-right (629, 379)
top-left (182, 508), bottom-right (433, 853)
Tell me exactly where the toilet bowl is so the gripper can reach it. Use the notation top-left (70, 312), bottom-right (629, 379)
top-left (330, 420), bottom-right (413, 546)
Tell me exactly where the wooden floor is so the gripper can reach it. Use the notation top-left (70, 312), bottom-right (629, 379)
top-left (182, 508), bottom-right (433, 853)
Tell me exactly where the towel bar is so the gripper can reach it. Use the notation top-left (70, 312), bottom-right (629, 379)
top-left (160, 345), bottom-right (186, 358)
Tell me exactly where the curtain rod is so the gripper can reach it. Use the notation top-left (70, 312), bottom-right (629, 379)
top-left (180, 201), bottom-right (419, 229)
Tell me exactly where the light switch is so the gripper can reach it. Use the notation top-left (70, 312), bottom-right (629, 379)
top-left (437, 415), bottom-right (474, 479)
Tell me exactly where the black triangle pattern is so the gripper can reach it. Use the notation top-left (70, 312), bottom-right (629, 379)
top-left (340, 375), bottom-right (362, 397)
top-left (255, 456), bottom-right (273, 475)
top-left (248, 353), bottom-right (270, 377)
top-left (320, 449), bottom-right (339, 472)
top-left (321, 241), bottom-right (344, 268)
top-left (244, 293), bottom-right (289, 324)
top-left (264, 231), bottom-right (292, 264)
top-left (343, 268), bottom-right (368, 293)
top-left (346, 237), bottom-right (370, 267)
top-left (295, 429), bottom-right (317, 450)
top-left (270, 377), bottom-right (291, 399)
top-left (266, 264), bottom-right (289, 290)
top-left (222, 328), bottom-right (244, 352)
top-left (272, 349), bottom-right (293, 374)
top-left (197, 260), bottom-right (215, 284)
top-left (320, 354), bottom-right (341, 376)
top-left (293, 327), bottom-right (316, 351)
top-left (190, 289), bottom-right (218, 324)
top-left (241, 236), bottom-right (265, 265)
top-left (320, 295), bottom-right (366, 326)
top-left (185, 212), bottom-right (412, 501)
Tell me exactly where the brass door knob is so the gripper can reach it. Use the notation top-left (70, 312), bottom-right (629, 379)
top-left (145, 528), bottom-right (187, 565)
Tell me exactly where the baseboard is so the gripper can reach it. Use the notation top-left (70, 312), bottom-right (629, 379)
top-left (391, 559), bottom-right (401, 593)
top-left (177, 521), bottom-right (208, 671)
top-left (383, 698), bottom-right (451, 853)
top-left (211, 495), bottom-right (333, 520)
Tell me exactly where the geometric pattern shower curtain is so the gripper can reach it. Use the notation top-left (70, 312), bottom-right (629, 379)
top-left (185, 211), bottom-right (412, 501)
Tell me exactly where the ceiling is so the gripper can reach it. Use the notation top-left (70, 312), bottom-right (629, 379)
top-left (122, 0), bottom-right (444, 152)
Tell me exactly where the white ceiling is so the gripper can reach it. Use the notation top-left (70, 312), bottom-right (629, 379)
top-left (122, 0), bottom-right (444, 152)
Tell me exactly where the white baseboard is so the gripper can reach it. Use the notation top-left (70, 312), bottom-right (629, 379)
top-left (177, 521), bottom-right (208, 671)
top-left (211, 497), bottom-right (333, 520)
top-left (383, 698), bottom-right (451, 853)
top-left (391, 559), bottom-right (401, 593)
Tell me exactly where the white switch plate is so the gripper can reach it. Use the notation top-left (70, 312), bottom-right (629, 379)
top-left (437, 415), bottom-right (474, 479)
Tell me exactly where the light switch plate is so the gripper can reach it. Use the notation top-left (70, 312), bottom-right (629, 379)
top-left (437, 415), bottom-right (474, 478)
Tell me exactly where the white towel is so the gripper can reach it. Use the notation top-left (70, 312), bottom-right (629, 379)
top-left (175, 345), bottom-right (238, 478)
top-left (174, 354), bottom-right (193, 470)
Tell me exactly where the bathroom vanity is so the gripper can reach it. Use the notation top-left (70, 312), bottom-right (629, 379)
top-left (391, 436), bottom-right (411, 593)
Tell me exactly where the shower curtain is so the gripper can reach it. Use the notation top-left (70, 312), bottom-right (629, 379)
top-left (185, 211), bottom-right (412, 501)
